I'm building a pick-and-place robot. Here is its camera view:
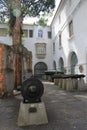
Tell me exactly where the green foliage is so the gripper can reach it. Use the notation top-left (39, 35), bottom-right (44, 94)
top-left (0, 0), bottom-right (55, 22)
top-left (37, 18), bottom-right (48, 26)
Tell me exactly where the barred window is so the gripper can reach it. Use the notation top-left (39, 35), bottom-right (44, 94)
top-left (35, 43), bottom-right (46, 59)
top-left (69, 20), bottom-right (74, 37)
top-left (59, 34), bottom-right (62, 47)
top-left (48, 31), bottom-right (51, 39)
top-left (29, 30), bottom-right (33, 37)
top-left (22, 29), bottom-right (28, 37)
top-left (0, 28), bottom-right (8, 36)
top-left (38, 30), bottom-right (43, 38)
top-left (53, 42), bottom-right (55, 53)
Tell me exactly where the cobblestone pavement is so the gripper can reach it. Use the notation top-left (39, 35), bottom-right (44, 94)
top-left (1, 81), bottom-right (87, 130)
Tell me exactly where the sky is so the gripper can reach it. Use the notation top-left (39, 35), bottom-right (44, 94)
top-left (23, 0), bottom-right (61, 25)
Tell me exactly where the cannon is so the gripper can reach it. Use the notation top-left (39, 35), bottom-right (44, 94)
top-left (45, 70), bottom-right (64, 81)
top-left (18, 77), bottom-right (48, 126)
top-left (21, 77), bottom-right (44, 103)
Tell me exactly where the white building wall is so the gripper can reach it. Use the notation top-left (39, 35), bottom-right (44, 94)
top-left (73, 0), bottom-right (87, 77)
top-left (0, 0), bottom-right (87, 80)
top-left (0, 23), bottom-right (12, 45)
top-left (51, 0), bottom-right (87, 81)
top-left (22, 25), bottom-right (53, 73)
top-left (0, 24), bottom-right (53, 74)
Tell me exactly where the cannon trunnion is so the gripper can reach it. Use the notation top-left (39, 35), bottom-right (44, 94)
top-left (21, 77), bottom-right (44, 103)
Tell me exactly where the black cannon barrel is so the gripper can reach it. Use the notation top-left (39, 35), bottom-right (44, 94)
top-left (45, 70), bottom-right (64, 75)
top-left (52, 74), bottom-right (63, 79)
top-left (21, 77), bottom-right (44, 103)
top-left (70, 74), bottom-right (85, 78)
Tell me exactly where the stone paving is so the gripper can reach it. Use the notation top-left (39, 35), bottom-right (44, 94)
top-left (1, 81), bottom-right (87, 130)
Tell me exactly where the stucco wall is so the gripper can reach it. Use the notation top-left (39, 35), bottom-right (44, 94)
top-left (0, 24), bottom-right (53, 75)
top-left (51, 0), bottom-right (87, 81)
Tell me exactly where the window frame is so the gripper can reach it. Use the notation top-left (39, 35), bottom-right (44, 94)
top-left (69, 20), bottom-right (74, 38)
top-left (38, 30), bottom-right (43, 38)
top-left (53, 42), bottom-right (55, 53)
top-left (48, 31), bottom-right (52, 39)
top-left (59, 34), bottom-right (62, 47)
top-left (22, 29), bottom-right (28, 37)
top-left (0, 28), bottom-right (8, 36)
top-left (29, 29), bottom-right (33, 38)
top-left (35, 43), bottom-right (46, 59)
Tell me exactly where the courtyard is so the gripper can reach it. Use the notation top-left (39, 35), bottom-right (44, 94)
top-left (0, 81), bottom-right (87, 130)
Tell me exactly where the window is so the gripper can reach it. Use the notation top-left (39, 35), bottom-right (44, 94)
top-left (38, 30), bottom-right (43, 38)
top-left (0, 28), bottom-right (8, 36)
top-left (59, 34), bottom-right (62, 47)
top-left (22, 29), bottom-right (28, 37)
top-left (29, 30), bottom-right (33, 37)
top-left (48, 31), bottom-right (51, 39)
top-left (35, 43), bottom-right (46, 59)
top-left (69, 20), bottom-right (73, 37)
top-left (53, 42), bottom-right (55, 53)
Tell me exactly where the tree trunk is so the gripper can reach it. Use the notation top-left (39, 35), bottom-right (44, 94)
top-left (14, 53), bottom-right (22, 89)
top-left (13, 17), bottom-right (22, 90)
top-left (12, 0), bottom-right (22, 90)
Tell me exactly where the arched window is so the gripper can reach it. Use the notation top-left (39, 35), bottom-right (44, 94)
top-left (53, 61), bottom-right (56, 70)
top-left (70, 52), bottom-right (78, 74)
top-left (59, 57), bottom-right (64, 72)
top-left (38, 30), bottom-right (43, 38)
top-left (34, 62), bottom-right (47, 77)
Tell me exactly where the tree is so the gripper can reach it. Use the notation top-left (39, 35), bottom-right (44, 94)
top-left (0, 0), bottom-right (55, 21)
top-left (0, 0), bottom-right (55, 90)
top-left (37, 18), bottom-right (48, 26)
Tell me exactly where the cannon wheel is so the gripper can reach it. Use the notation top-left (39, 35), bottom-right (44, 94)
top-left (21, 77), bottom-right (44, 103)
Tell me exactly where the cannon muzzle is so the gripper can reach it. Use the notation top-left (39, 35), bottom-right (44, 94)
top-left (21, 77), bottom-right (44, 103)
